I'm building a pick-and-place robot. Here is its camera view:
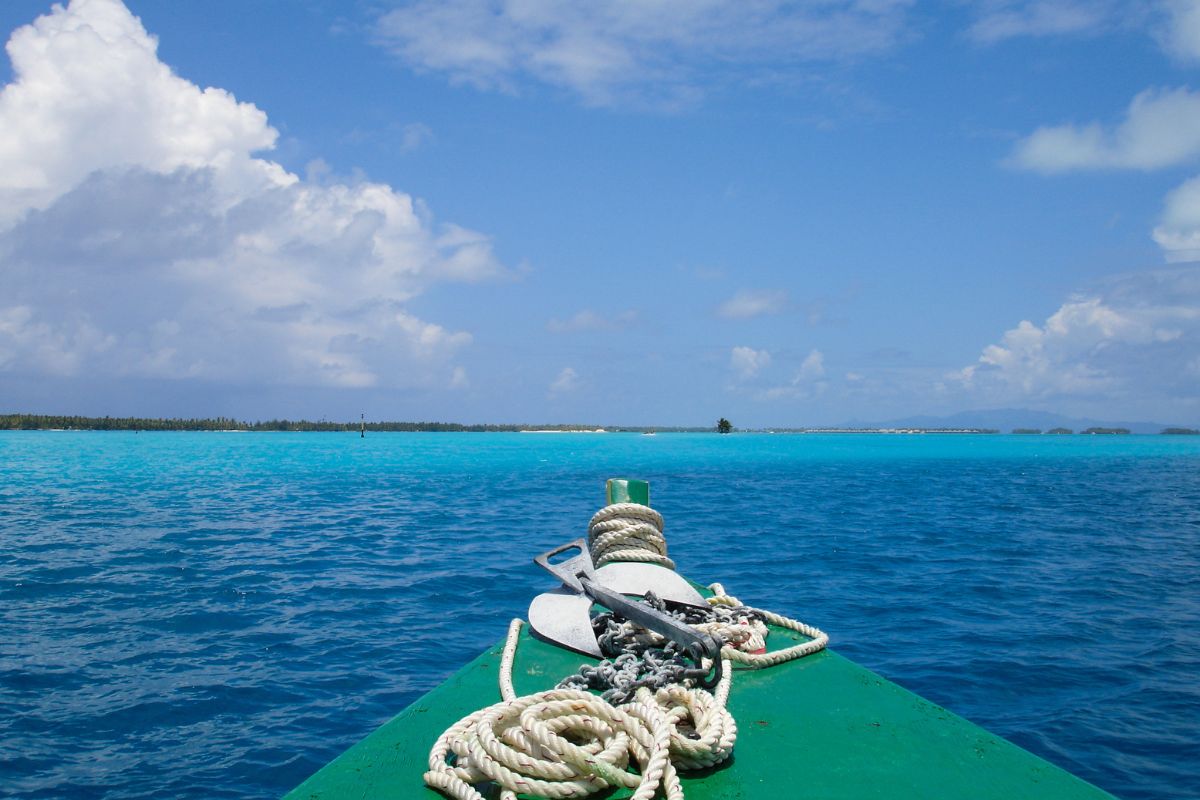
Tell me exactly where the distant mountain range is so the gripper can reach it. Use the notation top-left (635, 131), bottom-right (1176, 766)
top-left (842, 408), bottom-right (1185, 434)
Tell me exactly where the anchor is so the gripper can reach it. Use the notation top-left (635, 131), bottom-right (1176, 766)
top-left (527, 537), bottom-right (723, 689)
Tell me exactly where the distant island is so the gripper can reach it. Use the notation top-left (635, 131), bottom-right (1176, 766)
top-left (2, 414), bottom-right (1196, 434)
top-left (0, 414), bottom-right (712, 433)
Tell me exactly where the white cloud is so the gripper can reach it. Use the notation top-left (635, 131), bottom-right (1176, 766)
top-left (759, 348), bottom-right (828, 400)
top-left (955, 267), bottom-right (1200, 407)
top-left (0, 0), bottom-right (283, 225)
top-left (798, 349), bottom-right (826, 381)
top-left (549, 366), bottom-right (580, 395)
top-left (1154, 173), bottom-right (1200, 259)
top-left (967, 1), bottom-right (1200, 65)
top-left (374, 0), bottom-right (915, 107)
top-left (546, 308), bottom-right (638, 332)
top-left (0, 0), bottom-right (504, 390)
top-left (967, 0), bottom-right (1116, 44)
top-left (1009, 84), bottom-right (1200, 259)
top-left (398, 122), bottom-right (434, 153)
top-left (730, 346), bottom-right (770, 379)
top-left (1159, 0), bottom-right (1200, 60)
top-left (449, 366), bottom-right (470, 388)
top-left (1009, 87), bottom-right (1200, 173)
top-left (717, 289), bottom-right (788, 319)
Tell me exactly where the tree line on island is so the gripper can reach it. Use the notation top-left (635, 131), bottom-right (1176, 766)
top-left (0, 414), bottom-right (718, 433)
top-left (2, 414), bottom-right (1196, 435)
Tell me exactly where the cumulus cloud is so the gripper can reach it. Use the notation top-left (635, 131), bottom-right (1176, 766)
top-left (374, 0), bottom-right (915, 107)
top-left (548, 366), bottom-right (580, 395)
top-left (0, 0), bottom-right (503, 390)
top-left (717, 289), bottom-right (788, 320)
top-left (798, 349), bottom-right (826, 380)
top-left (730, 346), bottom-right (770, 380)
top-left (1009, 84), bottom-right (1200, 258)
top-left (1153, 174), bottom-right (1200, 259)
top-left (760, 348), bottom-right (828, 400)
top-left (0, 0), bottom-right (282, 225)
top-left (966, 0), bottom-right (1116, 44)
top-left (955, 267), bottom-right (1200, 408)
top-left (546, 308), bottom-right (638, 333)
top-left (1009, 87), bottom-right (1200, 173)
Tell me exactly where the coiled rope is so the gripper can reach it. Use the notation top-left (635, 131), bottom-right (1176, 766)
top-left (424, 503), bottom-right (828, 800)
top-left (425, 619), bottom-right (735, 800)
top-left (588, 503), bottom-right (673, 569)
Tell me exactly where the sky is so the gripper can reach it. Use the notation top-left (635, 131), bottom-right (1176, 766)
top-left (1, 0), bottom-right (1199, 427)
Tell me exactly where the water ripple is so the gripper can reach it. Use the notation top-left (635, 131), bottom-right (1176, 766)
top-left (1, 432), bottom-right (1197, 799)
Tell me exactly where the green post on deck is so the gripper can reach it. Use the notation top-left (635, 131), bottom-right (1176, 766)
top-left (606, 478), bottom-right (649, 505)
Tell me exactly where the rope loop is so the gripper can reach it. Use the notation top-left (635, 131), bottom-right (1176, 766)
top-left (706, 583), bottom-right (830, 667)
top-left (425, 622), bottom-right (719, 800)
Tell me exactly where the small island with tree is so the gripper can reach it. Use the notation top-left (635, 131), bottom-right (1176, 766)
top-left (716, 418), bottom-right (733, 434)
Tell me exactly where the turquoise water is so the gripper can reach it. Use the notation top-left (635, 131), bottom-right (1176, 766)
top-left (1, 431), bottom-right (1197, 799)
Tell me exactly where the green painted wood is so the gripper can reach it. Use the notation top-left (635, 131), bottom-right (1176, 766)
top-left (606, 478), bottom-right (649, 505)
top-left (284, 615), bottom-right (1115, 800)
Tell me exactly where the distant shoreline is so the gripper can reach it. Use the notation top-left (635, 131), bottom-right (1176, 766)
top-left (3, 414), bottom-right (1196, 434)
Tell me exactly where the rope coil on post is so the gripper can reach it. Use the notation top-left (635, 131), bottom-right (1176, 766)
top-left (588, 503), bottom-right (673, 569)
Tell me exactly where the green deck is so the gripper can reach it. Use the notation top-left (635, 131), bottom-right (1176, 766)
top-left (285, 618), bottom-right (1115, 800)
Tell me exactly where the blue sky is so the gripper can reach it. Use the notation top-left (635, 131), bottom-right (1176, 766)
top-left (1, 0), bottom-right (1198, 426)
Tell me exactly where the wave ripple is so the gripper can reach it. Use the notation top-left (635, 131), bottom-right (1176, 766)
top-left (1, 432), bottom-right (1197, 799)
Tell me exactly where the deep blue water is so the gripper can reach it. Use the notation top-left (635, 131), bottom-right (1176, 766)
top-left (1, 432), bottom-right (1198, 799)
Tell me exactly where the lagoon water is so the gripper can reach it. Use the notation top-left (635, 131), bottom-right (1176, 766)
top-left (1, 431), bottom-right (1198, 799)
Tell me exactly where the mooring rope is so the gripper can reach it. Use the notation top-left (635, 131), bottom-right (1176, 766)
top-left (706, 583), bottom-right (829, 667)
top-left (424, 503), bottom-right (828, 800)
top-left (588, 503), bottom-right (674, 569)
top-left (425, 619), bottom-right (733, 800)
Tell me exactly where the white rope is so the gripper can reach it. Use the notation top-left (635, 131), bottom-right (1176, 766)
top-left (588, 503), bottom-right (674, 569)
top-left (706, 583), bottom-right (829, 667)
top-left (424, 619), bottom-right (735, 800)
top-left (498, 618), bottom-right (522, 702)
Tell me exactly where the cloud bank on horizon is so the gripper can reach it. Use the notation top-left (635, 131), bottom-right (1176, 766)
top-left (0, 0), bottom-right (502, 392)
top-left (955, 267), bottom-right (1200, 408)
top-left (0, 0), bottom-right (1197, 424)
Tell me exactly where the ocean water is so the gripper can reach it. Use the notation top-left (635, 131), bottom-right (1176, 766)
top-left (1, 432), bottom-right (1197, 800)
